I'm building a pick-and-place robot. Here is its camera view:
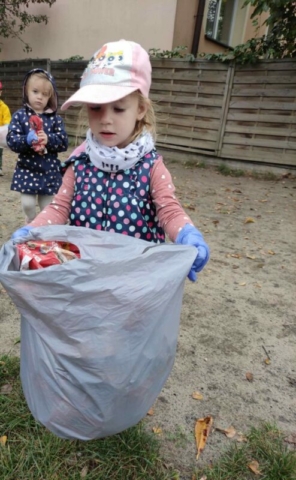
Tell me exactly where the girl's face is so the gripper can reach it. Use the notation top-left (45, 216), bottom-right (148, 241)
top-left (87, 93), bottom-right (147, 148)
top-left (26, 76), bottom-right (52, 113)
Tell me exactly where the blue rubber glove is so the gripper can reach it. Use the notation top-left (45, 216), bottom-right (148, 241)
top-left (26, 130), bottom-right (38, 146)
top-left (175, 224), bottom-right (210, 282)
top-left (11, 226), bottom-right (33, 241)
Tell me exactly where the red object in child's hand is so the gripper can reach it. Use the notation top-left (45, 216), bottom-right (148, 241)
top-left (17, 240), bottom-right (80, 270)
top-left (29, 115), bottom-right (46, 154)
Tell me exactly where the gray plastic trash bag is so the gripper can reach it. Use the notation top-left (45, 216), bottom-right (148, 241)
top-left (0, 225), bottom-right (196, 440)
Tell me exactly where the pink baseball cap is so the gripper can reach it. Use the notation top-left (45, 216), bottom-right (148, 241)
top-left (61, 40), bottom-right (151, 110)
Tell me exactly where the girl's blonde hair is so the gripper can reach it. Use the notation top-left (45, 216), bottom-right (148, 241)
top-left (130, 91), bottom-right (156, 142)
top-left (26, 72), bottom-right (55, 110)
top-left (75, 90), bottom-right (157, 146)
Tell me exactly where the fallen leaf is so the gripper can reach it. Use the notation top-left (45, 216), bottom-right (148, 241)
top-left (80, 465), bottom-right (88, 478)
top-left (231, 253), bottom-right (241, 258)
top-left (267, 250), bottom-right (275, 255)
top-left (152, 426), bottom-right (162, 435)
top-left (183, 203), bottom-right (196, 211)
top-left (244, 217), bottom-right (255, 224)
top-left (264, 358), bottom-right (271, 365)
top-left (0, 384), bottom-right (13, 395)
top-left (215, 426), bottom-right (236, 438)
top-left (239, 282), bottom-right (246, 286)
top-left (0, 436), bottom-right (7, 446)
top-left (236, 433), bottom-right (247, 442)
top-left (284, 434), bottom-right (296, 445)
top-left (192, 391), bottom-right (203, 401)
top-left (147, 408), bottom-right (154, 416)
top-left (246, 254), bottom-right (256, 260)
top-left (248, 460), bottom-right (261, 475)
top-left (246, 372), bottom-right (254, 382)
top-left (195, 415), bottom-right (213, 460)
top-left (224, 426), bottom-right (236, 438)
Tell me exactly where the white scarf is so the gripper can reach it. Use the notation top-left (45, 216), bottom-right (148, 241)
top-left (85, 129), bottom-right (155, 172)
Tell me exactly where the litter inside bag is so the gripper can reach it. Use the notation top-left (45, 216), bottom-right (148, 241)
top-left (0, 225), bottom-right (196, 440)
top-left (17, 240), bottom-right (80, 270)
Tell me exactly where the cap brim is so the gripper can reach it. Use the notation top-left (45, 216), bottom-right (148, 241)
top-left (61, 84), bottom-right (138, 111)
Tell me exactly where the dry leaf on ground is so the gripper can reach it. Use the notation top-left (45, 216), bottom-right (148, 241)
top-left (215, 426), bottom-right (236, 438)
top-left (284, 434), bottom-right (296, 445)
top-left (195, 415), bottom-right (213, 460)
top-left (248, 460), bottom-right (261, 475)
top-left (152, 426), bottom-right (162, 435)
top-left (244, 217), bottom-right (255, 224)
top-left (0, 384), bottom-right (12, 395)
top-left (0, 435), bottom-right (7, 446)
top-left (147, 407), bottom-right (154, 416)
top-left (246, 254), bottom-right (256, 260)
top-left (80, 465), bottom-right (88, 478)
top-left (246, 372), bottom-right (254, 382)
top-left (192, 391), bottom-right (203, 400)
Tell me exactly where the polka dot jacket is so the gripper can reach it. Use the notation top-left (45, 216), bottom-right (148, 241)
top-left (61, 149), bottom-right (166, 242)
top-left (7, 69), bottom-right (68, 196)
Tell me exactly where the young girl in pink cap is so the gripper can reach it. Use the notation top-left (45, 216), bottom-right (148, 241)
top-left (12, 40), bottom-right (209, 281)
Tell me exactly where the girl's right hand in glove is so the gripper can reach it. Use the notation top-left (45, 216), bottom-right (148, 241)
top-left (11, 226), bottom-right (33, 241)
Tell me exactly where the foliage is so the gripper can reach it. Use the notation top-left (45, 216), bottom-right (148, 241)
top-left (0, 0), bottom-right (56, 52)
top-left (58, 55), bottom-right (84, 62)
top-left (205, 0), bottom-right (296, 64)
top-left (149, 46), bottom-right (195, 62)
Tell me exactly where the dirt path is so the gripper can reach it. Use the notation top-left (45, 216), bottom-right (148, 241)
top-left (0, 149), bottom-right (295, 478)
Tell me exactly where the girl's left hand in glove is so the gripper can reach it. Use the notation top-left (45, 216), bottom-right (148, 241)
top-left (175, 224), bottom-right (210, 281)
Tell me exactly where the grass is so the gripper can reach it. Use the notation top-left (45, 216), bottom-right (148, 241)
top-left (195, 423), bottom-right (296, 480)
top-left (0, 356), bottom-right (177, 480)
top-left (217, 163), bottom-right (245, 177)
top-left (1, 356), bottom-right (296, 480)
top-left (216, 163), bottom-right (283, 180)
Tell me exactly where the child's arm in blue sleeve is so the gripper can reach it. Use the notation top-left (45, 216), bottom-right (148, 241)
top-left (46, 115), bottom-right (68, 153)
top-left (6, 112), bottom-right (32, 154)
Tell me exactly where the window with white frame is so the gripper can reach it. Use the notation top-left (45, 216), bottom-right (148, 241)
top-left (205, 0), bottom-right (239, 47)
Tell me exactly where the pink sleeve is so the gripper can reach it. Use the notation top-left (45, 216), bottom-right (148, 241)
top-left (151, 157), bottom-right (193, 241)
top-left (29, 166), bottom-right (75, 227)
top-left (69, 141), bottom-right (86, 158)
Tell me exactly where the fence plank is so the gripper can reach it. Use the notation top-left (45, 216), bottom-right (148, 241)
top-left (1, 58), bottom-right (296, 168)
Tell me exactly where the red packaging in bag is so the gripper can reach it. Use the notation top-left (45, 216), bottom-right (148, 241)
top-left (16, 240), bottom-right (80, 270)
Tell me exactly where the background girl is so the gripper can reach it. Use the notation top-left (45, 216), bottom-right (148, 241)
top-left (7, 69), bottom-right (68, 222)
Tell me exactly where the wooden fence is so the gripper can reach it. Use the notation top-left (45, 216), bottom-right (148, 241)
top-left (1, 58), bottom-right (295, 168)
